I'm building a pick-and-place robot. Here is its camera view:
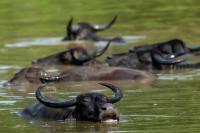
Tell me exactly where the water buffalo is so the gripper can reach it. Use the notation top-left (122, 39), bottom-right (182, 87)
top-left (20, 83), bottom-right (122, 122)
top-left (62, 16), bottom-right (125, 43)
top-left (39, 66), bottom-right (155, 84)
top-left (3, 67), bottom-right (45, 87)
top-left (4, 66), bottom-right (155, 87)
top-left (32, 41), bottom-right (111, 67)
top-left (106, 39), bottom-right (200, 70)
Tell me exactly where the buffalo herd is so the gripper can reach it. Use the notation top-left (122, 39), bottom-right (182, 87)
top-left (4, 16), bottom-right (200, 123)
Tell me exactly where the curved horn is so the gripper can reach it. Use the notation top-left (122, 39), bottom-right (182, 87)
top-left (99, 82), bottom-right (123, 103)
top-left (67, 17), bottom-right (73, 40)
top-left (93, 40), bottom-right (111, 57)
top-left (93, 16), bottom-right (117, 32)
top-left (36, 84), bottom-right (77, 108)
top-left (70, 41), bottom-right (111, 65)
top-left (152, 52), bottom-right (185, 65)
top-left (62, 17), bottom-right (73, 41)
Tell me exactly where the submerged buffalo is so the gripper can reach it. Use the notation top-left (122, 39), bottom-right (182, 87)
top-left (39, 66), bottom-right (155, 84)
top-left (20, 83), bottom-right (122, 122)
top-left (4, 66), bottom-right (155, 87)
top-left (106, 39), bottom-right (200, 70)
top-left (62, 16), bottom-right (124, 43)
top-left (3, 67), bottom-right (45, 87)
top-left (32, 41), bottom-right (111, 67)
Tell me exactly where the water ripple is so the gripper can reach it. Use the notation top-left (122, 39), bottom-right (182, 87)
top-left (0, 100), bottom-right (16, 105)
top-left (4, 35), bottom-right (145, 48)
top-left (0, 65), bottom-right (21, 70)
top-left (5, 37), bottom-right (63, 48)
top-left (0, 80), bottom-right (7, 88)
top-left (157, 69), bottom-right (200, 80)
top-left (121, 114), bottom-right (175, 118)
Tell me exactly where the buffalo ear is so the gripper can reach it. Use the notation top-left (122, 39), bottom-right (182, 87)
top-left (76, 95), bottom-right (87, 104)
top-left (70, 48), bottom-right (90, 63)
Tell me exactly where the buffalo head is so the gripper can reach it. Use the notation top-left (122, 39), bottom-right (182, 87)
top-left (105, 39), bottom-right (190, 70)
top-left (62, 16), bottom-right (121, 42)
top-left (32, 41), bottom-right (111, 66)
top-left (21, 83), bottom-right (123, 122)
top-left (149, 39), bottom-right (187, 69)
top-left (3, 67), bottom-right (45, 87)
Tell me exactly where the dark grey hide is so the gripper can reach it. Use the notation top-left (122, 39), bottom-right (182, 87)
top-left (20, 83), bottom-right (122, 122)
top-left (106, 39), bottom-right (200, 70)
top-left (62, 16), bottom-right (125, 43)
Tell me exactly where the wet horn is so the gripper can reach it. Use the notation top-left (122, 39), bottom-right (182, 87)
top-left (70, 40), bottom-right (111, 65)
top-left (36, 84), bottom-right (77, 108)
top-left (93, 16), bottom-right (117, 31)
top-left (67, 17), bottom-right (73, 40)
top-left (99, 82), bottom-right (123, 103)
top-left (62, 17), bottom-right (73, 41)
top-left (93, 40), bottom-right (111, 58)
top-left (152, 51), bottom-right (185, 65)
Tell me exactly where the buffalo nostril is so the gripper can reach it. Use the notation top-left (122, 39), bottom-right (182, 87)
top-left (101, 107), bottom-right (107, 111)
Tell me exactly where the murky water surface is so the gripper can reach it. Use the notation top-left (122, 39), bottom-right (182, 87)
top-left (1, 0), bottom-right (200, 132)
top-left (4, 36), bottom-right (145, 48)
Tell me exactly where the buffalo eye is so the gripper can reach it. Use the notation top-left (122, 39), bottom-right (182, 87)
top-left (81, 97), bottom-right (92, 104)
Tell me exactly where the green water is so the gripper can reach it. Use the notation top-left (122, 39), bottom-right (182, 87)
top-left (1, 0), bottom-right (200, 132)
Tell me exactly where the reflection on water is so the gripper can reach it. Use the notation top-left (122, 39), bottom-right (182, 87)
top-left (0, 65), bottom-right (21, 70)
top-left (27, 120), bottom-right (120, 133)
top-left (157, 69), bottom-right (200, 80)
top-left (94, 35), bottom-right (146, 46)
top-left (0, 65), bottom-right (21, 76)
top-left (121, 114), bottom-right (175, 118)
top-left (0, 101), bottom-right (16, 105)
top-left (5, 37), bottom-right (63, 48)
top-left (4, 36), bottom-right (145, 48)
